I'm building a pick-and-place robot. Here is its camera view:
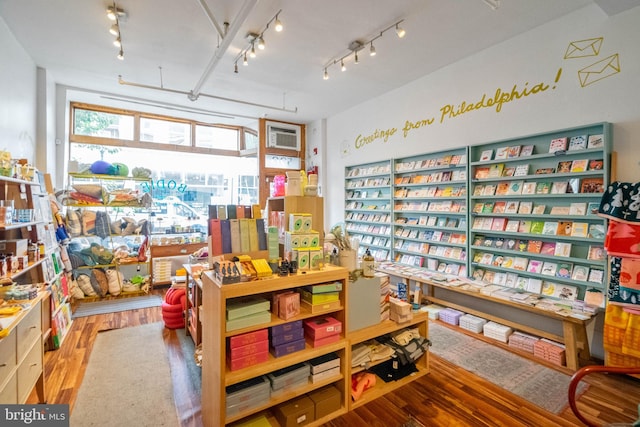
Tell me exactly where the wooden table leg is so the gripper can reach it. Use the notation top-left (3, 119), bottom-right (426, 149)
top-left (563, 321), bottom-right (591, 370)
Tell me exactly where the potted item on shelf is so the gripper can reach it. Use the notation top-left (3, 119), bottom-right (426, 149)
top-left (327, 224), bottom-right (357, 271)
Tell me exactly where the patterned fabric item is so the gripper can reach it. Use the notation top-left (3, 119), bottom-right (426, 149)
top-left (91, 268), bottom-right (109, 297)
top-left (68, 278), bottom-right (85, 300)
top-left (76, 273), bottom-right (97, 296)
top-left (599, 181), bottom-right (640, 223)
top-left (604, 221), bottom-right (640, 259)
top-left (105, 269), bottom-right (123, 296)
top-left (95, 210), bottom-right (111, 239)
top-left (66, 209), bottom-right (83, 237)
top-left (608, 257), bottom-right (640, 307)
top-left (81, 209), bottom-right (97, 236)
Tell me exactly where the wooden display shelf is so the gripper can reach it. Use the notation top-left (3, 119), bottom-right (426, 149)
top-left (201, 265), bottom-right (349, 427)
top-left (350, 365), bottom-right (430, 410)
top-left (347, 311), bottom-right (430, 410)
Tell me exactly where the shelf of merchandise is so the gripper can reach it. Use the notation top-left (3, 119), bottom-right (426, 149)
top-left (0, 173), bottom-right (56, 402)
top-left (64, 173), bottom-right (152, 297)
top-left (468, 122), bottom-right (611, 301)
top-left (348, 312), bottom-right (430, 410)
top-left (392, 148), bottom-right (469, 274)
top-left (379, 264), bottom-right (593, 372)
top-left (344, 160), bottom-right (392, 261)
top-left (201, 265), bottom-right (350, 426)
top-left (266, 196), bottom-right (324, 255)
top-left (149, 237), bottom-right (206, 287)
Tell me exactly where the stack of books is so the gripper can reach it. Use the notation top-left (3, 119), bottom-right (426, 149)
top-left (508, 331), bottom-right (540, 354)
top-left (533, 339), bottom-right (566, 366)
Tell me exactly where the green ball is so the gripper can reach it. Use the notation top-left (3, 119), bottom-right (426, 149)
top-left (112, 163), bottom-right (129, 176)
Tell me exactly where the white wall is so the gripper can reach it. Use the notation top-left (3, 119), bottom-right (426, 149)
top-left (325, 4), bottom-right (640, 227)
top-left (0, 17), bottom-right (37, 161)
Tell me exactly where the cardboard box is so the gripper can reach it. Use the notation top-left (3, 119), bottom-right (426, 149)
top-left (303, 317), bottom-right (342, 339)
top-left (226, 297), bottom-right (271, 320)
top-left (270, 338), bottom-right (305, 358)
top-left (271, 320), bottom-right (303, 337)
top-left (270, 327), bottom-right (304, 347)
top-left (227, 339), bottom-right (269, 360)
top-left (300, 299), bottom-right (341, 314)
top-left (308, 385), bottom-right (342, 419)
top-left (307, 333), bottom-right (340, 348)
top-left (278, 292), bottom-right (300, 320)
top-left (227, 350), bottom-right (270, 371)
top-left (274, 395), bottom-right (315, 427)
top-left (0, 239), bottom-right (28, 256)
top-left (300, 289), bottom-right (339, 305)
top-left (307, 352), bottom-right (340, 374)
top-left (267, 362), bottom-right (310, 391)
top-left (228, 329), bottom-right (269, 349)
top-left (310, 365), bottom-right (341, 383)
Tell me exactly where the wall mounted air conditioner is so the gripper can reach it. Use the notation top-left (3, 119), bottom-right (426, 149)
top-left (266, 121), bottom-right (301, 151)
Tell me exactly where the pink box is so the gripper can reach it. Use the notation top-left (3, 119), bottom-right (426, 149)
top-left (278, 292), bottom-right (300, 320)
top-left (227, 350), bottom-right (269, 371)
top-left (270, 339), bottom-right (305, 358)
top-left (307, 333), bottom-right (340, 348)
top-left (303, 316), bottom-right (342, 340)
top-left (228, 339), bottom-right (269, 360)
top-left (228, 329), bottom-right (269, 349)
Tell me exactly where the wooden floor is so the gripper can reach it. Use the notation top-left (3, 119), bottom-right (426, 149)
top-left (29, 291), bottom-right (640, 427)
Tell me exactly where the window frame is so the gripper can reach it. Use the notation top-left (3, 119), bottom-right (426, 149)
top-left (70, 102), bottom-right (251, 157)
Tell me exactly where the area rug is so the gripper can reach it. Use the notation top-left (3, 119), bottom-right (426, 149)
top-left (71, 322), bottom-right (179, 426)
top-left (428, 321), bottom-right (588, 414)
top-left (72, 294), bottom-right (162, 318)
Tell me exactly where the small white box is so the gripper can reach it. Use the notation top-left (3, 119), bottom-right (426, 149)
top-left (309, 247), bottom-right (323, 270)
top-left (293, 248), bottom-right (310, 270)
top-left (289, 213), bottom-right (312, 232)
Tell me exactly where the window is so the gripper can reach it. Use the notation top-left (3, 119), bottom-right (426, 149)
top-left (140, 117), bottom-right (191, 145)
top-left (73, 108), bottom-right (134, 140)
top-left (244, 131), bottom-right (258, 150)
top-left (195, 125), bottom-right (238, 150)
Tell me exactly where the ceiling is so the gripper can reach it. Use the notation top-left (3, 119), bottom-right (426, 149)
top-left (1, 0), bottom-right (638, 128)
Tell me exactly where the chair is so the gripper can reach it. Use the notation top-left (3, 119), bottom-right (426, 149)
top-left (568, 365), bottom-right (640, 427)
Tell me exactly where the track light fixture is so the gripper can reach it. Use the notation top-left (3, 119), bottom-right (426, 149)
top-left (274, 13), bottom-right (283, 32)
top-left (323, 19), bottom-right (405, 80)
top-left (232, 9), bottom-right (283, 74)
top-left (106, 2), bottom-right (127, 60)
